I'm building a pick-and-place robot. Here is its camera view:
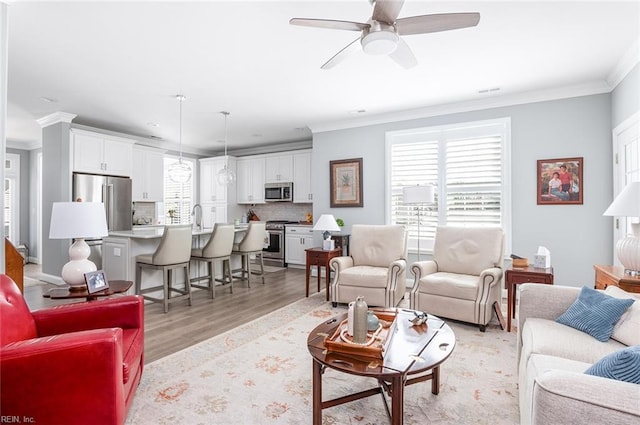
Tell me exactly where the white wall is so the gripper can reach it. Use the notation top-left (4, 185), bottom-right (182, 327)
top-left (312, 93), bottom-right (613, 286)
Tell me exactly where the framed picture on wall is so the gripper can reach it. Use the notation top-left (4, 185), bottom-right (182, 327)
top-left (537, 157), bottom-right (583, 205)
top-left (330, 158), bottom-right (363, 207)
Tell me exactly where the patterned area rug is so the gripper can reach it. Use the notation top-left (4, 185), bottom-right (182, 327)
top-left (126, 293), bottom-right (519, 424)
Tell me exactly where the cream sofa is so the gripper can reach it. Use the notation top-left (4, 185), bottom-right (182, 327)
top-left (518, 283), bottom-right (640, 425)
top-left (409, 226), bottom-right (504, 331)
top-left (329, 224), bottom-right (407, 308)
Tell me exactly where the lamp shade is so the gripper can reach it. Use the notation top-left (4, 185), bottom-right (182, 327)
top-left (402, 185), bottom-right (435, 205)
top-left (49, 202), bottom-right (108, 239)
top-left (603, 182), bottom-right (640, 217)
top-left (313, 214), bottom-right (341, 232)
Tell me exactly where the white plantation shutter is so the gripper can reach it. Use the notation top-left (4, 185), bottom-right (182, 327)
top-left (387, 118), bottom-right (510, 252)
top-left (163, 157), bottom-right (195, 224)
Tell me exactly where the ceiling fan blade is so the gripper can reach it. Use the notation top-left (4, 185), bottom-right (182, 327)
top-left (396, 12), bottom-right (480, 35)
top-left (372, 0), bottom-right (405, 25)
top-left (388, 37), bottom-right (417, 69)
top-left (321, 37), bottom-right (361, 70)
top-left (290, 18), bottom-right (368, 32)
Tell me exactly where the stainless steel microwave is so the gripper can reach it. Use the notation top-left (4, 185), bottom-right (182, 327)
top-left (265, 182), bottom-right (293, 202)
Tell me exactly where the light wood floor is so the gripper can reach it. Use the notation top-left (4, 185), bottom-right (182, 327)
top-left (23, 264), bottom-right (312, 364)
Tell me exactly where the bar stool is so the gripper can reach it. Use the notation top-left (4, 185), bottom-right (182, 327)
top-left (190, 223), bottom-right (235, 298)
top-left (231, 221), bottom-right (266, 287)
top-left (135, 224), bottom-right (193, 313)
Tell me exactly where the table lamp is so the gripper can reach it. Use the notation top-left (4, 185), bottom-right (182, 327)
top-left (403, 184), bottom-right (435, 261)
top-left (313, 214), bottom-right (341, 250)
top-left (603, 181), bottom-right (640, 276)
top-left (49, 202), bottom-right (109, 289)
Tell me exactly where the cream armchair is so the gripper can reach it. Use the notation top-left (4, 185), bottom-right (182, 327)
top-left (330, 224), bottom-right (407, 308)
top-left (409, 226), bottom-right (504, 331)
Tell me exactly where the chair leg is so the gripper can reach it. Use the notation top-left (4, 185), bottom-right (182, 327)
top-left (208, 260), bottom-right (215, 299)
top-left (245, 254), bottom-right (251, 288)
top-left (224, 259), bottom-right (233, 294)
top-left (135, 263), bottom-right (142, 294)
top-left (184, 263), bottom-right (192, 306)
top-left (257, 252), bottom-right (265, 284)
top-left (163, 267), bottom-right (170, 313)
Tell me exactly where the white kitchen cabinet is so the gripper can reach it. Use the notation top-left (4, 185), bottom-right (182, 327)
top-left (285, 225), bottom-right (314, 266)
top-left (102, 237), bottom-right (130, 282)
top-left (132, 146), bottom-right (165, 201)
top-left (265, 154), bottom-right (293, 183)
top-left (237, 156), bottom-right (265, 204)
top-left (293, 150), bottom-right (312, 203)
top-left (199, 156), bottom-right (236, 203)
top-left (201, 202), bottom-right (228, 228)
top-left (72, 129), bottom-right (133, 176)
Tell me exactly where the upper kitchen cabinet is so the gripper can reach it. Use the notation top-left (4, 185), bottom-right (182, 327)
top-left (132, 146), bottom-right (165, 202)
top-left (199, 156), bottom-right (237, 204)
top-left (264, 154), bottom-right (293, 183)
top-left (72, 129), bottom-right (133, 176)
top-left (293, 150), bottom-right (312, 203)
top-left (237, 156), bottom-right (265, 204)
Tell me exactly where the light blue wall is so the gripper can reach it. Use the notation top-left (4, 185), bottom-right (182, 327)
top-left (612, 63), bottom-right (639, 128)
top-left (312, 94), bottom-right (613, 286)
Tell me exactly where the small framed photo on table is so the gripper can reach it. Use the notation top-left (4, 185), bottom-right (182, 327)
top-left (84, 270), bottom-right (109, 294)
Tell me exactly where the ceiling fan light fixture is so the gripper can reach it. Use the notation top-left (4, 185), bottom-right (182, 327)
top-left (361, 30), bottom-right (398, 55)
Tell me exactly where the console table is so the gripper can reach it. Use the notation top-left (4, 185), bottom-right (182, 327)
top-left (594, 264), bottom-right (640, 293)
top-left (505, 265), bottom-right (554, 332)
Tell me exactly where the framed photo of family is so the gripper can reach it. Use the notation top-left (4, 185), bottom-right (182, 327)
top-left (537, 157), bottom-right (583, 205)
top-left (84, 270), bottom-right (109, 294)
top-left (330, 158), bottom-right (363, 208)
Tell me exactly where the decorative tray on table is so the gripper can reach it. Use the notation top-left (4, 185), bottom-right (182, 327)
top-left (324, 310), bottom-right (398, 360)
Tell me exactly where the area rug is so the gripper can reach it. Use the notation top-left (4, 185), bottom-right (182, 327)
top-left (125, 293), bottom-right (519, 424)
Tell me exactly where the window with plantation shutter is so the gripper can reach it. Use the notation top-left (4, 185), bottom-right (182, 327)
top-left (386, 118), bottom-right (511, 254)
top-left (163, 156), bottom-right (195, 224)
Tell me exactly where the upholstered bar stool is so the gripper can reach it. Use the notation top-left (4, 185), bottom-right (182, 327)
top-left (190, 223), bottom-right (235, 298)
top-left (231, 221), bottom-right (266, 287)
top-left (135, 224), bottom-right (193, 313)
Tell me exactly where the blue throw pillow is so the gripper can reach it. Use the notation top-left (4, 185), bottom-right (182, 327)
top-left (556, 286), bottom-right (634, 342)
top-left (585, 345), bottom-right (640, 384)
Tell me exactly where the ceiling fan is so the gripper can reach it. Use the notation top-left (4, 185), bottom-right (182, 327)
top-left (290, 0), bottom-right (480, 69)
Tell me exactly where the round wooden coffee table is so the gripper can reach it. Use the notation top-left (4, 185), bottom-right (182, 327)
top-left (307, 308), bottom-right (456, 425)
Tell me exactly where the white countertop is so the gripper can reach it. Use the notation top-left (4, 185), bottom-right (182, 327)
top-left (108, 224), bottom-right (248, 239)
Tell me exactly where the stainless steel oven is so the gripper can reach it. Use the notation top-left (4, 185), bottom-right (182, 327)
top-left (263, 220), bottom-right (292, 267)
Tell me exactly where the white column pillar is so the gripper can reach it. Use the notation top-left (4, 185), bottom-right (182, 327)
top-left (0, 2), bottom-right (9, 272)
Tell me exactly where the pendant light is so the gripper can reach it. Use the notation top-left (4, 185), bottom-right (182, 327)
top-left (168, 94), bottom-right (192, 183)
top-left (216, 111), bottom-right (235, 185)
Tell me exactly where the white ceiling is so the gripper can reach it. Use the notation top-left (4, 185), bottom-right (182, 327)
top-left (5, 1), bottom-right (640, 155)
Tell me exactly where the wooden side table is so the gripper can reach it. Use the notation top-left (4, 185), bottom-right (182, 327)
top-left (505, 266), bottom-right (554, 332)
top-left (305, 247), bottom-right (342, 301)
top-left (43, 280), bottom-right (133, 301)
top-left (594, 264), bottom-right (640, 293)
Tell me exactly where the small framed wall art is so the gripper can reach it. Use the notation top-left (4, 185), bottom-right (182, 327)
top-left (84, 270), bottom-right (109, 294)
top-left (537, 157), bottom-right (583, 205)
top-left (330, 158), bottom-right (363, 208)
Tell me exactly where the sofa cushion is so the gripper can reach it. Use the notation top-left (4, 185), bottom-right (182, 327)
top-left (418, 272), bottom-right (479, 300)
top-left (339, 266), bottom-right (389, 288)
top-left (556, 286), bottom-right (634, 342)
top-left (605, 286), bottom-right (640, 346)
top-left (521, 318), bottom-right (625, 368)
top-left (585, 345), bottom-right (640, 384)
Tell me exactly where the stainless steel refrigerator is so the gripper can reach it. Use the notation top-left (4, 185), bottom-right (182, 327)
top-left (72, 173), bottom-right (132, 268)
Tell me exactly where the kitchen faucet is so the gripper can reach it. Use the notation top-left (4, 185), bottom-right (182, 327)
top-left (192, 203), bottom-right (203, 230)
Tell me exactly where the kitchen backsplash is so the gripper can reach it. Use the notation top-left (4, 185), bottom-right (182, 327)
top-left (244, 203), bottom-right (312, 222)
top-left (132, 202), bottom-right (157, 225)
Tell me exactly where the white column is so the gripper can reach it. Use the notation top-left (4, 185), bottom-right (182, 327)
top-left (0, 2), bottom-right (9, 272)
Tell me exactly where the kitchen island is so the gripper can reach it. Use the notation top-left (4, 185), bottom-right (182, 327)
top-left (102, 225), bottom-right (248, 289)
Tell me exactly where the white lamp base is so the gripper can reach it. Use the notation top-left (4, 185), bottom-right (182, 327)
top-left (61, 238), bottom-right (97, 290)
top-left (617, 223), bottom-right (640, 276)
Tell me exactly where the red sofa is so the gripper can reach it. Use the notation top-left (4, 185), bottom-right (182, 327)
top-left (0, 274), bottom-right (144, 425)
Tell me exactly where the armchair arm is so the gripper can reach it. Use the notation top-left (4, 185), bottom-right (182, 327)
top-left (386, 259), bottom-right (406, 289)
top-left (477, 267), bottom-right (503, 292)
top-left (1, 328), bottom-right (126, 424)
top-left (532, 370), bottom-right (640, 424)
top-left (329, 256), bottom-right (354, 283)
top-left (32, 295), bottom-right (143, 337)
top-left (409, 260), bottom-right (438, 294)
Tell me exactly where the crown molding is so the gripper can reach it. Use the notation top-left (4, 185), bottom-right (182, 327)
top-left (309, 80), bottom-right (612, 134)
top-left (6, 138), bottom-right (40, 150)
top-left (607, 39), bottom-right (640, 88)
top-left (36, 112), bottom-right (77, 128)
